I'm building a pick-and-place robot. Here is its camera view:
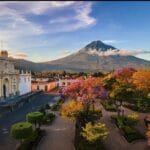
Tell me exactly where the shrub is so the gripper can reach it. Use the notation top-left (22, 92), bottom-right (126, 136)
top-left (51, 99), bottom-right (64, 111)
top-left (42, 116), bottom-right (47, 124)
top-left (39, 107), bottom-right (46, 115)
top-left (116, 116), bottom-right (125, 128)
top-left (27, 128), bottom-right (43, 145)
top-left (122, 126), bottom-right (136, 135)
top-left (17, 128), bottom-right (44, 150)
top-left (41, 113), bottom-right (55, 124)
top-left (51, 103), bottom-right (59, 111)
top-left (46, 112), bottom-right (55, 119)
top-left (86, 106), bottom-right (102, 123)
top-left (106, 104), bottom-right (116, 111)
top-left (111, 115), bottom-right (145, 143)
top-left (101, 100), bottom-right (116, 111)
top-left (89, 106), bottom-right (102, 114)
top-left (46, 112), bottom-right (55, 123)
top-left (81, 122), bottom-right (109, 142)
top-left (76, 138), bottom-right (106, 150)
top-left (11, 122), bottom-right (33, 143)
top-left (26, 111), bottom-right (44, 128)
top-left (127, 113), bottom-right (139, 126)
top-left (122, 126), bottom-right (144, 142)
top-left (60, 100), bottom-right (83, 121)
top-left (45, 104), bottom-right (51, 109)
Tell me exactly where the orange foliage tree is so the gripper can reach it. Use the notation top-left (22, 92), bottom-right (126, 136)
top-left (113, 67), bottom-right (137, 83)
top-left (132, 69), bottom-right (150, 93)
top-left (60, 100), bottom-right (83, 121)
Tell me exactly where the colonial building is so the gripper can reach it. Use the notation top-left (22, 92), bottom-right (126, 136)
top-left (31, 80), bottom-right (57, 92)
top-left (57, 78), bottom-right (77, 87)
top-left (19, 70), bottom-right (31, 95)
top-left (31, 78), bottom-right (78, 92)
top-left (0, 50), bottom-right (31, 101)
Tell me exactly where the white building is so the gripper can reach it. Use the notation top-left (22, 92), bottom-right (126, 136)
top-left (57, 78), bottom-right (77, 87)
top-left (0, 50), bottom-right (32, 102)
top-left (19, 70), bottom-right (31, 95)
top-left (0, 51), bottom-right (20, 100)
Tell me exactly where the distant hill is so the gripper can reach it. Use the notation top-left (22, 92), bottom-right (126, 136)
top-left (12, 40), bottom-right (150, 72)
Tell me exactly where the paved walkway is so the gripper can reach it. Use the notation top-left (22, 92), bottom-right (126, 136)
top-left (37, 112), bottom-right (75, 150)
top-left (0, 93), bottom-right (58, 150)
top-left (101, 105), bottom-right (149, 150)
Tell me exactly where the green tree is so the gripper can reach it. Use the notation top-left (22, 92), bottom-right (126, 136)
top-left (11, 122), bottom-right (33, 144)
top-left (92, 72), bottom-right (104, 77)
top-left (26, 111), bottom-right (44, 128)
top-left (110, 82), bottom-right (134, 116)
top-left (103, 76), bottom-right (116, 91)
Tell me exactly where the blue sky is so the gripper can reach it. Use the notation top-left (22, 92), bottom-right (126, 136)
top-left (0, 1), bottom-right (150, 62)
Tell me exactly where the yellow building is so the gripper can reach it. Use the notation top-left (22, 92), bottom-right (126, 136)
top-left (0, 50), bottom-right (20, 100)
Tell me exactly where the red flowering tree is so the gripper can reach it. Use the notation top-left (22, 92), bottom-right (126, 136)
top-left (63, 77), bottom-right (107, 114)
top-left (113, 67), bottom-right (137, 83)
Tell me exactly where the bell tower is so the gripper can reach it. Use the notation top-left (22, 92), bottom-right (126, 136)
top-left (0, 51), bottom-right (8, 58)
top-left (0, 40), bottom-right (8, 58)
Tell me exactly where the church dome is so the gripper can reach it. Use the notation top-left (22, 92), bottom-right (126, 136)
top-left (0, 50), bottom-right (8, 58)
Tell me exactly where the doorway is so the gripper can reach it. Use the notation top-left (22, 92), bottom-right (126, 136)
top-left (3, 85), bottom-right (6, 98)
top-left (3, 78), bottom-right (9, 98)
top-left (45, 85), bottom-right (48, 92)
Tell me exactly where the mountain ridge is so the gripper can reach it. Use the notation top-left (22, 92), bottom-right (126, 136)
top-left (12, 40), bottom-right (150, 72)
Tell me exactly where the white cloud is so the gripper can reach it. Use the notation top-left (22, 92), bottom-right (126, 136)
top-left (48, 2), bottom-right (96, 32)
top-left (103, 40), bottom-right (126, 44)
top-left (86, 49), bottom-right (150, 56)
top-left (49, 17), bottom-right (69, 24)
top-left (75, 2), bottom-right (96, 26)
top-left (0, 4), bottom-right (43, 41)
top-left (0, 2), bottom-right (76, 15)
top-left (58, 50), bottom-right (72, 55)
top-left (9, 52), bottom-right (28, 59)
top-left (0, 1), bottom-right (96, 40)
top-left (57, 50), bottom-right (76, 56)
top-left (0, 1), bottom-right (96, 61)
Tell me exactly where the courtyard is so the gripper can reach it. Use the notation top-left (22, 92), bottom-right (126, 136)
top-left (0, 92), bottom-right (59, 150)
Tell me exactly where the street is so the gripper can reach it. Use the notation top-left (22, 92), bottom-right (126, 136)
top-left (0, 92), bottom-right (59, 150)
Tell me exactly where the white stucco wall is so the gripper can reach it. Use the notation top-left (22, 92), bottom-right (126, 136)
top-left (57, 79), bottom-right (77, 87)
top-left (19, 71), bottom-right (31, 95)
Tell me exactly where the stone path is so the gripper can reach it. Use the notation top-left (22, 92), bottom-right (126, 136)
top-left (101, 105), bottom-right (149, 150)
top-left (37, 100), bottom-right (149, 150)
top-left (37, 112), bottom-right (75, 150)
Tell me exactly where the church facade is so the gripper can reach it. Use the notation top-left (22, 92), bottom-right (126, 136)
top-left (0, 50), bottom-right (31, 101)
top-left (19, 70), bottom-right (31, 95)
